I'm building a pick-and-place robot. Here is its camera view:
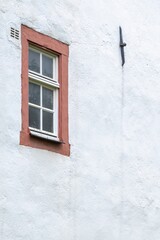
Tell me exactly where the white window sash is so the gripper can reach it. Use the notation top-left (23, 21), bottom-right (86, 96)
top-left (28, 46), bottom-right (59, 137)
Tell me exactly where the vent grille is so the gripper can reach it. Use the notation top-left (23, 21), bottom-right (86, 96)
top-left (10, 27), bottom-right (19, 40)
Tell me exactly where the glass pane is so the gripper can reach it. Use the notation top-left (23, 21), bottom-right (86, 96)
top-left (42, 110), bottom-right (53, 133)
top-left (42, 87), bottom-right (53, 110)
top-left (29, 82), bottom-right (40, 105)
top-left (42, 54), bottom-right (53, 78)
top-left (29, 49), bottom-right (40, 73)
top-left (29, 106), bottom-right (40, 129)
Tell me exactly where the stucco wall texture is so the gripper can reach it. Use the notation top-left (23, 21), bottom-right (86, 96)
top-left (0, 0), bottom-right (160, 239)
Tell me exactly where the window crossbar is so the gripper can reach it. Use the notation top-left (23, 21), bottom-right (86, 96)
top-left (29, 102), bottom-right (55, 113)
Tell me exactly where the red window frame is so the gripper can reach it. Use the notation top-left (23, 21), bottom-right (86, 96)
top-left (20, 25), bottom-right (70, 156)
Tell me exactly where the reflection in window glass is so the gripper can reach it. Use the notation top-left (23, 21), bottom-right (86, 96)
top-left (42, 54), bottom-right (53, 78)
top-left (29, 106), bottom-right (40, 129)
top-left (29, 49), bottom-right (40, 73)
top-left (29, 82), bottom-right (40, 105)
top-left (42, 87), bottom-right (53, 110)
top-left (43, 111), bottom-right (53, 133)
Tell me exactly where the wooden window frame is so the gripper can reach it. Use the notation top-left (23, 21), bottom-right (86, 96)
top-left (20, 25), bottom-right (70, 156)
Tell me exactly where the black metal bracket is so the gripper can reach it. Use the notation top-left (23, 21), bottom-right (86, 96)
top-left (119, 26), bottom-right (127, 66)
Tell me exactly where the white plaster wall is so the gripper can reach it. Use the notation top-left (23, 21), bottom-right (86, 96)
top-left (0, 0), bottom-right (160, 239)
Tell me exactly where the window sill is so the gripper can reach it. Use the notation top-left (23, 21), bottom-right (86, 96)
top-left (30, 130), bottom-right (63, 143)
top-left (20, 130), bottom-right (70, 155)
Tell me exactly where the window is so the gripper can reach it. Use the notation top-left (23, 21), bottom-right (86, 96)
top-left (20, 25), bottom-right (70, 156)
top-left (29, 47), bottom-right (59, 139)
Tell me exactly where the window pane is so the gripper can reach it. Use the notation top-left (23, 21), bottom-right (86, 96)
top-left (42, 54), bottom-right (53, 78)
top-left (29, 82), bottom-right (40, 105)
top-left (42, 110), bottom-right (53, 133)
top-left (29, 49), bottom-right (40, 73)
top-left (29, 106), bottom-right (40, 129)
top-left (42, 87), bottom-right (53, 110)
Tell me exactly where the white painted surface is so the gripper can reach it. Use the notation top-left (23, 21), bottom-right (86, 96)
top-left (0, 0), bottom-right (160, 239)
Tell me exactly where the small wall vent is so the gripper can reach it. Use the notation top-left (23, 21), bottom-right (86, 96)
top-left (10, 27), bottom-right (19, 40)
